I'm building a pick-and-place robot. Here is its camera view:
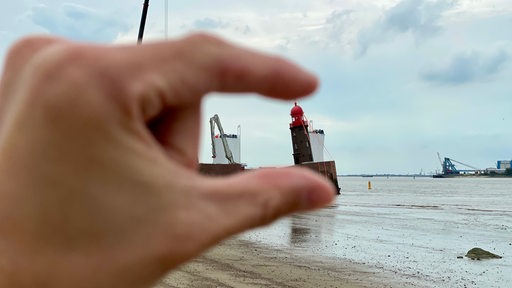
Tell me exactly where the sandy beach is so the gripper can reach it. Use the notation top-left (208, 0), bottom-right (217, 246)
top-left (153, 177), bottom-right (512, 288)
top-left (155, 237), bottom-right (400, 288)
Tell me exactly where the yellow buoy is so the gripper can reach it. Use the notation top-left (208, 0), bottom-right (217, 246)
top-left (368, 181), bottom-right (372, 190)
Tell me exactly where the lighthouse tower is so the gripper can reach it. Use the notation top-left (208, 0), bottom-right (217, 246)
top-left (290, 103), bottom-right (314, 164)
top-left (288, 102), bottom-right (340, 194)
top-left (290, 103), bottom-right (327, 164)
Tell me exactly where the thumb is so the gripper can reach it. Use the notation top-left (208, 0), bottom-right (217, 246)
top-left (200, 167), bottom-right (336, 240)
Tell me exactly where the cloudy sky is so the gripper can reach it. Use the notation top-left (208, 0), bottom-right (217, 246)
top-left (1, 0), bottom-right (511, 174)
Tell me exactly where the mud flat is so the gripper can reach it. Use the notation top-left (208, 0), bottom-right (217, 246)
top-left (155, 237), bottom-right (412, 288)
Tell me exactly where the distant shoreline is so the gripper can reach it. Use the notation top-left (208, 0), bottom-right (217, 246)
top-left (339, 174), bottom-right (512, 178)
top-left (340, 174), bottom-right (432, 178)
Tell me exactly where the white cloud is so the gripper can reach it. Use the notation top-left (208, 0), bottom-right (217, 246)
top-left (421, 49), bottom-right (509, 85)
top-left (29, 3), bottom-right (130, 42)
top-left (357, 0), bottom-right (455, 56)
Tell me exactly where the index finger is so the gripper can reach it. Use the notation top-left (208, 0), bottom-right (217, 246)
top-left (106, 34), bottom-right (318, 119)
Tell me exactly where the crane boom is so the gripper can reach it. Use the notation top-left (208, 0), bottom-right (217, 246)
top-left (449, 158), bottom-right (480, 171)
top-left (210, 114), bottom-right (235, 164)
top-left (437, 152), bottom-right (443, 167)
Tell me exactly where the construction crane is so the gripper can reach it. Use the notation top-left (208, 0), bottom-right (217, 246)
top-left (437, 153), bottom-right (480, 175)
top-left (210, 114), bottom-right (235, 164)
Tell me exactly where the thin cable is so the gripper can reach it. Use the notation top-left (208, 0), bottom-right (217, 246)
top-left (164, 0), bottom-right (168, 39)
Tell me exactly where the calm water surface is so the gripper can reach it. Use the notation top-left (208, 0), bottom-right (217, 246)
top-left (240, 177), bottom-right (512, 288)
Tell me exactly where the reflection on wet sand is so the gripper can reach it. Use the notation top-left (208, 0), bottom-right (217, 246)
top-left (290, 214), bottom-right (314, 245)
top-left (289, 208), bottom-right (340, 248)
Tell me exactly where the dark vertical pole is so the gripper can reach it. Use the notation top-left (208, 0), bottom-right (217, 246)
top-left (137, 0), bottom-right (150, 44)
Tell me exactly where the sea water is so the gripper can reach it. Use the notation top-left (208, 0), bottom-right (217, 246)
top-left (240, 176), bottom-right (512, 288)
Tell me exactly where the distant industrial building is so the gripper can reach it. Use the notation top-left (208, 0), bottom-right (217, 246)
top-left (497, 160), bottom-right (511, 170)
top-left (487, 160), bottom-right (512, 174)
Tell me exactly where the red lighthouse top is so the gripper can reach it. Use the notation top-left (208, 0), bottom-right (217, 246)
top-left (290, 102), bottom-right (308, 128)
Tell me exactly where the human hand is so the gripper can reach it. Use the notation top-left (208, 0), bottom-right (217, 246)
top-left (0, 34), bottom-right (335, 288)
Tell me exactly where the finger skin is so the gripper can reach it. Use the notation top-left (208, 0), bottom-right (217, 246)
top-left (148, 167), bottom-right (335, 267)
top-left (0, 33), bottom-right (331, 288)
top-left (0, 36), bottom-right (65, 126)
top-left (199, 167), bottom-right (335, 238)
top-left (116, 33), bottom-right (319, 113)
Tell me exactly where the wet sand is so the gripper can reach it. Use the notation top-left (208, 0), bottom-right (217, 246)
top-left (155, 237), bottom-right (398, 288)
top-left (155, 177), bottom-right (512, 287)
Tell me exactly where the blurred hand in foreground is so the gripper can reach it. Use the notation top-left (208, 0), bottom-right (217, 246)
top-left (0, 34), bottom-right (335, 288)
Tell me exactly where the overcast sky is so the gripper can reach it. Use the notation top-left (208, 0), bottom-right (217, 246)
top-left (1, 0), bottom-right (511, 174)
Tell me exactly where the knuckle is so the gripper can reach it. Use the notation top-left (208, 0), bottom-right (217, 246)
top-left (5, 36), bottom-right (59, 64)
top-left (32, 44), bottom-right (106, 97)
top-left (180, 33), bottom-right (229, 66)
top-left (180, 33), bottom-right (240, 91)
top-left (182, 33), bottom-right (226, 48)
top-left (33, 44), bottom-right (90, 78)
top-left (23, 44), bottom-right (113, 119)
top-left (29, 46), bottom-right (85, 99)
